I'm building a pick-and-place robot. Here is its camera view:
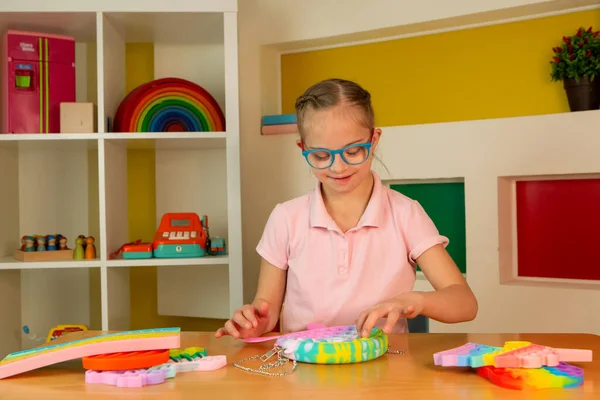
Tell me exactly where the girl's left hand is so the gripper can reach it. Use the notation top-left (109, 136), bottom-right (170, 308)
top-left (356, 292), bottom-right (425, 337)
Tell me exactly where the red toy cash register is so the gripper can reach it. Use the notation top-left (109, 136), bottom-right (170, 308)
top-left (153, 213), bottom-right (208, 258)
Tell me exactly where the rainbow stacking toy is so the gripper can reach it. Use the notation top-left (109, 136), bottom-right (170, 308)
top-left (112, 77), bottom-right (225, 133)
top-left (433, 341), bottom-right (592, 390)
top-left (0, 327), bottom-right (180, 379)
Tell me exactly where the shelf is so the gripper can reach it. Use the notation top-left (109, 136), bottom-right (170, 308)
top-left (0, 133), bottom-right (100, 141)
top-left (102, 132), bottom-right (226, 149)
top-left (107, 255), bottom-right (228, 267)
top-left (0, 0), bottom-right (238, 13)
top-left (0, 132), bottom-right (227, 150)
top-left (0, 4), bottom-right (242, 356)
top-left (0, 256), bottom-right (101, 270)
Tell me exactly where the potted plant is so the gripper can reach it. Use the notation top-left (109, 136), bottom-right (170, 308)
top-left (550, 26), bottom-right (600, 111)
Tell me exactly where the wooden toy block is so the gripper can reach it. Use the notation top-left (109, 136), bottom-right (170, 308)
top-left (13, 249), bottom-right (73, 262)
top-left (60, 102), bottom-right (96, 133)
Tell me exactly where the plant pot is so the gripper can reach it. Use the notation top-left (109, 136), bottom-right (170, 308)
top-left (563, 77), bottom-right (600, 112)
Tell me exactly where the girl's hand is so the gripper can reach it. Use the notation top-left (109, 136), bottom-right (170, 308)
top-left (356, 292), bottom-right (425, 337)
top-left (215, 300), bottom-right (271, 339)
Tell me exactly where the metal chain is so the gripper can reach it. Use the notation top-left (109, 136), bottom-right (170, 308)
top-left (233, 346), bottom-right (298, 377)
top-left (386, 346), bottom-right (406, 355)
top-left (234, 344), bottom-right (404, 377)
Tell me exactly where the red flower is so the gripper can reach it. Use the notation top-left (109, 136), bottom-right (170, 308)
top-left (563, 36), bottom-right (571, 44)
top-left (594, 32), bottom-right (600, 37)
top-left (554, 57), bottom-right (561, 63)
top-left (577, 28), bottom-right (583, 36)
top-left (570, 53), bottom-right (576, 60)
top-left (588, 26), bottom-right (593, 32)
top-left (568, 44), bottom-right (573, 52)
top-left (586, 50), bottom-right (592, 58)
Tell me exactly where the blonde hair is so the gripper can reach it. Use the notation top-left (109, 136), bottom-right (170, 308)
top-left (294, 78), bottom-right (375, 139)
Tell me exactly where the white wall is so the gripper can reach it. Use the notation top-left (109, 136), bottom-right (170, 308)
top-left (237, 0), bottom-right (600, 334)
top-left (253, 0), bottom-right (598, 48)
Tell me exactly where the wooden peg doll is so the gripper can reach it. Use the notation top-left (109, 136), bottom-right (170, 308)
top-left (85, 236), bottom-right (96, 260)
top-left (73, 237), bottom-right (84, 260)
top-left (36, 236), bottom-right (46, 251)
top-left (24, 236), bottom-right (35, 252)
top-left (59, 236), bottom-right (68, 250)
top-left (47, 235), bottom-right (57, 251)
top-left (78, 234), bottom-right (87, 250)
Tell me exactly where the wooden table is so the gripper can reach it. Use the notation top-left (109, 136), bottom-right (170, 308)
top-left (0, 332), bottom-right (598, 399)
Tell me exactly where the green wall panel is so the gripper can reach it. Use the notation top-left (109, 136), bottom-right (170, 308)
top-left (390, 182), bottom-right (467, 274)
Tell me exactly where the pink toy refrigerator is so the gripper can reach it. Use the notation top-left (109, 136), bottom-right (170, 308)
top-left (1, 30), bottom-right (75, 134)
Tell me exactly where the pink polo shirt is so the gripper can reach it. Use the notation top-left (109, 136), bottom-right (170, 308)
top-left (256, 171), bottom-right (448, 333)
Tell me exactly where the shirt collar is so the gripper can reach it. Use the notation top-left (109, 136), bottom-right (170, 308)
top-left (309, 171), bottom-right (386, 230)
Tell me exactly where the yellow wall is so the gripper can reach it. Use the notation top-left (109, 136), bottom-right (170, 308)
top-left (281, 10), bottom-right (599, 126)
top-left (125, 43), bottom-right (225, 331)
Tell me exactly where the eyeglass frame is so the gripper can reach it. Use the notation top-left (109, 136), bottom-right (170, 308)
top-left (300, 129), bottom-right (375, 170)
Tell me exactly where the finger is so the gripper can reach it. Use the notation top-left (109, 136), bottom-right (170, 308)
top-left (215, 327), bottom-right (228, 338)
top-left (241, 305), bottom-right (258, 328)
top-left (232, 311), bottom-right (253, 330)
top-left (355, 310), bottom-right (369, 334)
top-left (224, 320), bottom-right (241, 339)
top-left (361, 310), bottom-right (384, 338)
top-left (383, 309), bottom-right (401, 334)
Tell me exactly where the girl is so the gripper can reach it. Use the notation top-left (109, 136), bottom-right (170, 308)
top-left (216, 78), bottom-right (478, 339)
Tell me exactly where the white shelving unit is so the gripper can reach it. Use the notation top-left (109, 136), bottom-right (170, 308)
top-left (0, 0), bottom-right (242, 358)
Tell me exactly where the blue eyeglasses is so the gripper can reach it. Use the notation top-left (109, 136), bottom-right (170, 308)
top-left (301, 142), bottom-right (372, 170)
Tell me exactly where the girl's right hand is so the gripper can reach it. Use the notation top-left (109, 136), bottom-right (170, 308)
top-left (215, 300), bottom-right (271, 339)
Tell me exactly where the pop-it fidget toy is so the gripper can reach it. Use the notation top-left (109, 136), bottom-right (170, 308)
top-left (234, 324), bottom-right (400, 377)
top-left (433, 341), bottom-right (592, 390)
top-left (85, 348), bottom-right (227, 387)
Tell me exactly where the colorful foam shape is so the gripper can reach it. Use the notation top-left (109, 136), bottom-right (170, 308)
top-left (168, 355), bottom-right (227, 372)
top-left (112, 77), bottom-right (225, 133)
top-left (245, 325), bottom-right (388, 364)
top-left (0, 327), bottom-right (181, 379)
top-left (433, 341), bottom-right (592, 369)
top-left (86, 355), bottom-right (227, 388)
top-left (476, 362), bottom-right (585, 390)
top-left (433, 342), bottom-right (502, 368)
top-left (82, 349), bottom-right (170, 371)
top-left (169, 346), bottom-right (207, 362)
top-left (86, 365), bottom-right (172, 388)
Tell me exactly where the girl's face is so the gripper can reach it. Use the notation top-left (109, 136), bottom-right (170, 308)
top-left (298, 104), bottom-right (381, 195)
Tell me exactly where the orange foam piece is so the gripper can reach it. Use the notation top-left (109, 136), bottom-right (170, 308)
top-left (82, 349), bottom-right (170, 371)
top-left (0, 328), bottom-right (180, 379)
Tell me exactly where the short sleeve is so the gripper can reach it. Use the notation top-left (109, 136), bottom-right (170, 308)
top-left (256, 204), bottom-right (290, 270)
top-left (402, 200), bottom-right (449, 263)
